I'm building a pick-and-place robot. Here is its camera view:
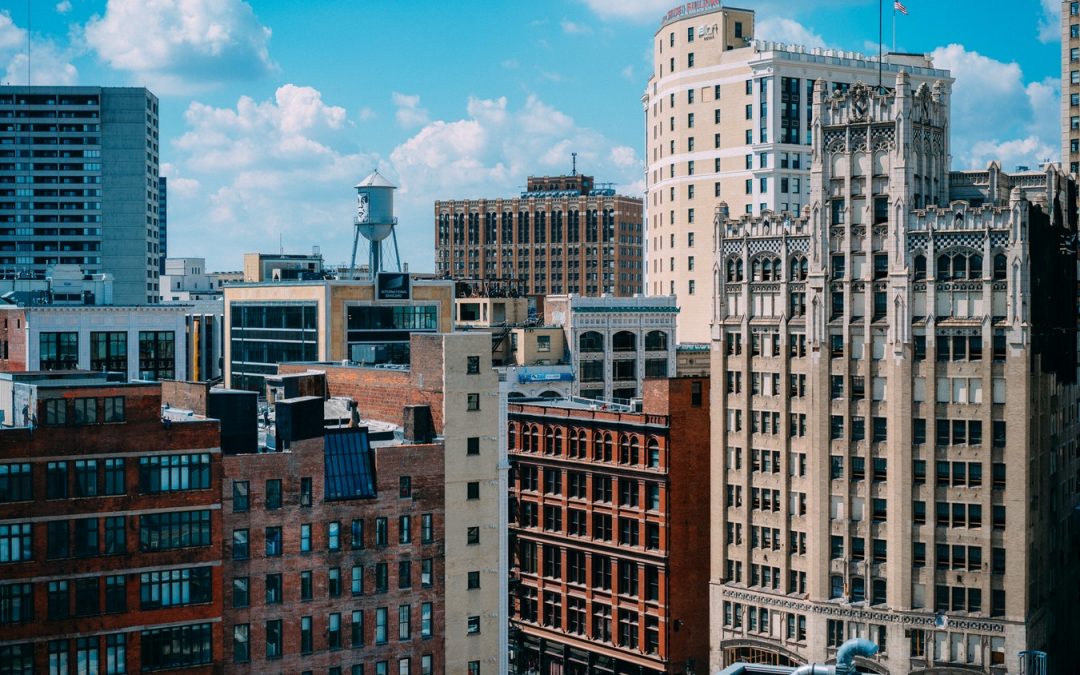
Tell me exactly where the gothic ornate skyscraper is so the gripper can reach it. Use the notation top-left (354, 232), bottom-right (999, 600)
top-left (710, 71), bottom-right (1080, 673)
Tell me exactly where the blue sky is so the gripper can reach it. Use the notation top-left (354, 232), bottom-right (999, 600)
top-left (0, 0), bottom-right (1064, 271)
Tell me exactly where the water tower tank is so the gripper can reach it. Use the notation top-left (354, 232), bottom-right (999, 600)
top-left (355, 171), bottom-right (396, 242)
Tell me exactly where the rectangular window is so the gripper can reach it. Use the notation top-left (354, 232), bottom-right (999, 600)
top-left (232, 577), bottom-right (249, 608)
top-left (141, 623), bottom-right (214, 671)
top-left (352, 519), bottom-right (364, 549)
top-left (0, 463), bottom-right (32, 503)
top-left (329, 612), bottom-right (342, 649)
top-left (265, 479), bottom-right (282, 509)
top-left (40, 332), bottom-right (78, 370)
top-left (352, 610), bottom-right (365, 647)
top-left (139, 510), bottom-right (212, 551)
top-left (265, 526), bottom-right (282, 556)
top-left (138, 331), bottom-right (175, 380)
top-left (264, 620), bottom-right (282, 660)
top-left (105, 634), bottom-right (126, 674)
top-left (105, 575), bottom-right (126, 613)
top-left (232, 529), bottom-right (249, 560)
top-left (138, 454), bottom-right (211, 493)
top-left (140, 567), bottom-right (212, 609)
top-left (0, 582), bottom-right (33, 625)
top-left (328, 521), bottom-right (341, 550)
top-left (329, 567), bottom-right (342, 597)
top-left (376, 607), bottom-right (389, 644)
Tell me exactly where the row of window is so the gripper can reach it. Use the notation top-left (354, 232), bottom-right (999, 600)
top-left (511, 425), bottom-right (664, 467)
top-left (514, 502), bottom-right (662, 550)
top-left (517, 540), bottom-right (661, 601)
top-left (0, 635), bottom-right (127, 675)
top-left (0, 455), bottom-right (211, 502)
top-left (39, 396), bottom-right (125, 426)
top-left (231, 515), bottom-right (435, 561)
top-left (517, 466), bottom-right (662, 510)
top-left (38, 330), bottom-right (175, 379)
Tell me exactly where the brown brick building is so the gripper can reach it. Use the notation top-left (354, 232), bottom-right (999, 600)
top-left (0, 372), bottom-right (223, 674)
top-left (507, 376), bottom-right (710, 674)
top-left (220, 427), bottom-right (446, 675)
top-left (434, 173), bottom-right (644, 297)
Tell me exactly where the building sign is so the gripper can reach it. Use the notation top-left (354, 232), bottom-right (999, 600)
top-left (698, 23), bottom-right (719, 39)
top-left (518, 370), bottom-right (574, 383)
top-left (377, 272), bottom-right (411, 300)
top-left (662, 0), bottom-right (722, 26)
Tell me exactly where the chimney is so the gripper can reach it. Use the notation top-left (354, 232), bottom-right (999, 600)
top-left (403, 405), bottom-right (435, 444)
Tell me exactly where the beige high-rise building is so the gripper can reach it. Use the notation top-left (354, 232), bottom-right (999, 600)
top-left (643, 4), bottom-right (947, 342)
top-left (1063, 1), bottom-right (1080, 174)
top-left (709, 70), bottom-right (1080, 674)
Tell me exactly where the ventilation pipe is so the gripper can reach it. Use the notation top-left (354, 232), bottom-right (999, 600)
top-left (789, 638), bottom-right (879, 675)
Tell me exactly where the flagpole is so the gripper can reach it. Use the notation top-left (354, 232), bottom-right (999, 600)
top-left (892, 4), bottom-right (896, 53)
top-left (878, 0), bottom-right (883, 92)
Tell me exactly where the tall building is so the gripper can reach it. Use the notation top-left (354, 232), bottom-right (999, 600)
top-left (278, 332), bottom-right (508, 675)
top-left (0, 372), bottom-right (223, 673)
top-left (710, 73), bottom-right (1080, 673)
top-left (1065, 2), bottom-right (1080, 175)
top-left (0, 87), bottom-right (162, 304)
top-left (507, 376), bottom-right (711, 674)
top-left (158, 176), bottom-right (167, 276)
top-left (643, 5), bottom-right (949, 341)
top-left (434, 173), bottom-right (644, 297)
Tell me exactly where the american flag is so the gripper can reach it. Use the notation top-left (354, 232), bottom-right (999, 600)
top-left (894, 0), bottom-right (909, 14)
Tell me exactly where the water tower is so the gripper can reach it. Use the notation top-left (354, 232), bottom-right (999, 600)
top-left (349, 170), bottom-right (401, 278)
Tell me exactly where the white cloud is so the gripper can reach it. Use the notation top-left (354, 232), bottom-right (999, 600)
top-left (357, 106), bottom-right (376, 122)
top-left (755, 17), bottom-right (827, 48)
top-left (1037, 0), bottom-right (1061, 43)
top-left (576, 0), bottom-right (669, 22)
top-left (621, 64), bottom-right (635, 80)
top-left (55, 1), bottom-right (72, 14)
top-left (561, 19), bottom-right (592, 34)
top-left (392, 92), bottom-right (429, 128)
top-left (0, 11), bottom-right (78, 85)
top-left (930, 44), bottom-right (1059, 170)
top-left (165, 84), bottom-right (379, 268)
top-left (84, 0), bottom-right (275, 93)
top-left (387, 95), bottom-right (644, 267)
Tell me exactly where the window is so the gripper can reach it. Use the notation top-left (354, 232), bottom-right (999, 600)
top-left (422, 558), bottom-right (433, 586)
top-left (352, 610), bottom-right (365, 646)
top-left (467, 437), bottom-right (480, 455)
top-left (329, 567), bottom-right (342, 597)
top-left (399, 516), bottom-right (411, 544)
top-left (421, 602), bottom-right (433, 637)
top-left (74, 517), bottom-right (98, 557)
top-left (467, 615), bottom-right (481, 634)
top-left (139, 454), bottom-right (211, 493)
top-left (0, 582), bottom-right (33, 625)
top-left (48, 580), bottom-right (70, 619)
top-left (232, 577), bottom-right (249, 608)
top-left (40, 332), bottom-right (78, 370)
top-left (376, 607), bottom-right (389, 644)
top-left (300, 523), bottom-right (312, 552)
top-left (232, 481), bottom-right (249, 512)
top-left (376, 563), bottom-right (388, 593)
top-left (138, 331), bottom-right (175, 380)
top-left (329, 521), bottom-right (341, 550)
top-left (330, 612), bottom-right (343, 649)
top-left (0, 463), bottom-right (33, 503)
top-left (300, 571), bottom-right (313, 600)
top-left (467, 481), bottom-right (480, 500)
top-left (266, 526), bottom-right (282, 556)
top-left (105, 634), bottom-right (126, 674)
top-left (141, 567), bottom-right (212, 609)
top-left (265, 620), bottom-right (282, 660)
top-left (73, 398), bottom-right (97, 425)
top-left (466, 355), bottom-right (480, 374)
top-left (105, 576), bottom-right (126, 613)
top-left (300, 616), bottom-right (313, 654)
top-left (139, 510), bottom-right (212, 551)
top-left (77, 638), bottom-right (101, 675)
top-left (47, 520), bottom-right (69, 559)
top-left (376, 518), bottom-right (388, 546)
top-left (232, 529), bottom-right (249, 560)
top-left (300, 476), bottom-right (312, 506)
top-left (352, 519), bottom-right (365, 548)
top-left (47, 461), bottom-right (68, 498)
top-left (421, 514), bottom-right (433, 543)
top-left (467, 526), bottom-right (479, 545)
top-left (265, 479), bottom-right (282, 509)
top-left (104, 396), bottom-right (125, 422)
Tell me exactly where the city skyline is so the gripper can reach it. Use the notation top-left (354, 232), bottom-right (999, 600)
top-left (0, 0), bottom-right (1065, 272)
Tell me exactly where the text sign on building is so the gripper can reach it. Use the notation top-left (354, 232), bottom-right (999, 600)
top-left (518, 371), bottom-right (574, 383)
top-left (662, 0), bottom-right (722, 25)
top-left (377, 272), bottom-right (411, 300)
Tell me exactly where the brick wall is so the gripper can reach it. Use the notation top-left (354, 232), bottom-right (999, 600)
top-left (161, 379), bottom-right (213, 415)
top-left (0, 308), bottom-right (28, 371)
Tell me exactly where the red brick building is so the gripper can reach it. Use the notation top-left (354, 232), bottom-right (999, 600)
top-left (507, 376), bottom-right (710, 675)
top-left (0, 372), bottom-right (223, 674)
top-left (219, 423), bottom-right (447, 675)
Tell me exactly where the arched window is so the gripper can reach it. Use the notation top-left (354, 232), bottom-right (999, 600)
top-left (593, 432), bottom-right (605, 461)
top-left (993, 253), bottom-right (1007, 280)
top-left (645, 330), bottom-right (668, 351)
top-left (508, 424), bottom-right (517, 451)
top-left (580, 331), bottom-right (604, 353)
top-left (646, 438), bottom-right (661, 468)
top-left (969, 254), bottom-right (982, 279)
top-left (952, 254), bottom-right (967, 278)
top-left (727, 258), bottom-right (737, 282)
top-left (735, 259), bottom-right (743, 281)
top-left (612, 331), bottom-right (636, 352)
top-left (531, 425), bottom-right (540, 453)
top-left (752, 259), bottom-right (762, 281)
top-left (629, 437), bottom-right (640, 465)
top-left (913, 254), bottom-right (926, 280)
top-left (552, 429), bottom-right (563, 456)
top-left (602, 433), bottom-right (614, 462)
top-left (790, 255), bottom-right (808, 281)
top-left (545, 427), bottom-right (555, 455)
top-left (620, 436), bottom-right (632, 464)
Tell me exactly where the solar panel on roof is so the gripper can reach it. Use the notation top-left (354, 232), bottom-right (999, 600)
top-left (324, 428), bottom-right (377, 500)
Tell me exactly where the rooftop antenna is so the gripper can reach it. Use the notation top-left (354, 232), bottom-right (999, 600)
top-left (571, 152), bottom-right (577, 176)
